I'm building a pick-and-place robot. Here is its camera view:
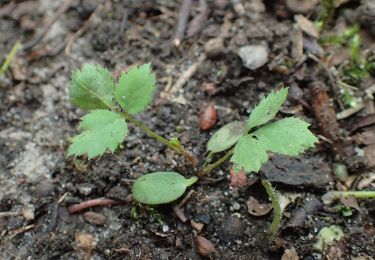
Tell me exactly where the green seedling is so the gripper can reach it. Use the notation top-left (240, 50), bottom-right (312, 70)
top-left (68, 63), bottom-right (318, 240)
top-left (203, 87), bottom-right (318, 176)
top-left (313, 225), bottom-right (344, 252)
top-left (321, 25), bottom-right (375, 107)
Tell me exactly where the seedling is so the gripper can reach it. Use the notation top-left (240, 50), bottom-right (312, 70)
top-left (320, 25), bottom-right (375, 108)
top-left (68, 63), bottom-right (318, 240)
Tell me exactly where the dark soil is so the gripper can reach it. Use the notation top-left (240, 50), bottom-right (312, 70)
top-left (1, 0), bottom-right (375, 259)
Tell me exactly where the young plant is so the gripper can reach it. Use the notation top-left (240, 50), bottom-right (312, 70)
top-left (201, 87), bottom-right (318, 239)
top-left (202, 88), bottom-right (318, 176)
top-left (67, 63), bottom-right (318, 239)
top-left (68, 63), bottom-right (196, 162)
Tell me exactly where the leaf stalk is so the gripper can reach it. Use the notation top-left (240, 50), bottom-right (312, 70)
top-left (122, 111), bottom-right (197, 166)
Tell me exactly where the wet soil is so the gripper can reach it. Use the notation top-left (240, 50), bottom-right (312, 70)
top-left (1, 0), bottom-right (375, 259)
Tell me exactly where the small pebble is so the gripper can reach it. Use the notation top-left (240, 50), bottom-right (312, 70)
top-left (204, 38), bottom-right (225, 59)
top-left (232, 202), bottom-right (241, 211)
top-left (237, 45), bottom-right (269, 70)
top-left (22, 204), bottom-right (35, 220)
top-left (77, 183), bottom-right (95, 196)
top-left (162, 224), bottom-right (169, 232)
top-left (220, 215), bottom-right (245, 242)
top-left (34, 181), bottom-right (55, 197)
top-left (83, 211), bottom-right (106, 225)
top-left (199, 103), bottom-right (217, 131)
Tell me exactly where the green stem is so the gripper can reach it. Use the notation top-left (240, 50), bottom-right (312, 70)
top-left (323, 190), bottom-right (375, 204)
top-left (338, 191), bottom-right (375, 199)
top-left (122, 111), bottom-right (197, 166)
top-left (201, 151), bottom-right (214, 168)
top-left (262, 179), bottom-right (282, 242)
top-left (0, 41), bottom-right (22, 77)
top-left (198, 148), bottom-right (234, 176)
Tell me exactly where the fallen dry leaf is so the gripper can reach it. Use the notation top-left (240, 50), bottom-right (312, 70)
top-left (246, 196), bottom-right (273, 216)
top-left (339, 195), bottom-right (361, 212)
top-left (295, 14), bottom-right (319, 38)
top-left (195, 235), bottom-right (216, 257)
top-left (281, 247), bottom-right (299, 260)
top-left (75, 233), bottom-right (94, 260)
top-left (191, 220), bottom-right (204, 232)
top-left (357, 172), bottom-right (375, 190)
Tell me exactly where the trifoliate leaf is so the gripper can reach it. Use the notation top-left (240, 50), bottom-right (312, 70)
top-left (69, 64), bottom-right (115, 110)
top-left (254, 117), bottom-right (318, 156)
top-left (230, 135), bottom-right (268, 173)
top-left (68, 110), bottom-right (127, 159)
top-left (247, 88), bottom-right (288, 130)
top-left (207, 121), bottom-right (246, 153)
top-left (115, 63), bottom-right (156, 114)
top-left (132, 172), bottom-right (198, 205)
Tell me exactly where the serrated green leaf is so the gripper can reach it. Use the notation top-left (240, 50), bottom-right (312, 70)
top-left (132, 172), bottom-right (198, 205)
top-left (69, 64), bottom-right (115, 110)
top-left (207, 121), bottom-right (246, 153)
top-left (247, 88), bottom-right (288, 130)
top-left (230, 135), bottom-right (268, 173)
top-left (68, 110), bottom-right (127, 159)
top-left (115, 63), bottom-right (156, 114)
top-left (254, 117), bottom-right (318, 156)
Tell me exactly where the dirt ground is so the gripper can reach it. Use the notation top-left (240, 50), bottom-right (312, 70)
top-left (1, 0), bottom-right (375, 259)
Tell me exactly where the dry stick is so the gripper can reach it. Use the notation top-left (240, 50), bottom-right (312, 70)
top-left (68, 198), bottom-right (125, 214)
top-left (173, 0), bottom-right (192, 47)
top-left (173, 190), bottom-right (196, 222)
top-left (162, 12), bottom-right (231, 102)
top-left (65, 3), bottom-right (103, 55)
top-left (22, 0), bottom-right (75, 51)
top-left (167, 54), bottom-right (206, 95)
top-left (0, 211), bottom-right (20, 217)
top-left (307, 53), bottom-right (345, 108)
top-left (186, 0), bottom-right (208, 37)
top-left (9, 224), bottom-right (35, 239)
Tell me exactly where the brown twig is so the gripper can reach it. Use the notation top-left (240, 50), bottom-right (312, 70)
top-left (187, 0), bottom-right (208, 37)
top-left (68, 198), bottom-right (126, 214)
top-left (173, 0), bottom-right (192, 47)
top-left (0, 211), bottom-right (20, 217)
top-left (172, 190), bottom-right (196, 223)
top-left (168, 54), bottom-right (206, 95)
top-left (23, 0), bottom-right (75, 51)
top-left (65, 3), bottom-right (103, 55)
top-left (9, 224), bottom-right (35, 239)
